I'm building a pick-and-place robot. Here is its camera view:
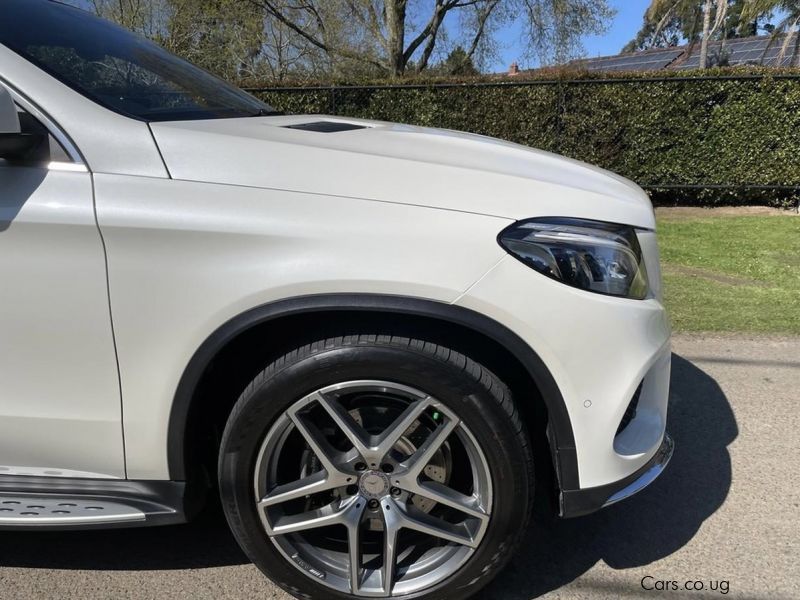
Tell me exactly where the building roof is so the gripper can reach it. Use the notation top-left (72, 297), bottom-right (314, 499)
top-left (674, 35), bottom-right (800, 69)
top-left (571, 47), bottom-right (686, 72)
top-left (505, 34), bottom-right (799, 76)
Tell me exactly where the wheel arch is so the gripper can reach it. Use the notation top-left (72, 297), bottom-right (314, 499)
top-left (168, 294), bottom-right (579, 491)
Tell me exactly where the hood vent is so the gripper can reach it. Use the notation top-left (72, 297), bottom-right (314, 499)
top-left (283, 121), bottom-right (368, 133)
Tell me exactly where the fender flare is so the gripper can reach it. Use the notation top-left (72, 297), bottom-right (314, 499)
top-left (167, 294), bottom-right (579, 489)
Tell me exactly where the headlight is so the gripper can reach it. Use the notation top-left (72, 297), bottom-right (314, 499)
top-left (498, 218), bottom-right (649, 299)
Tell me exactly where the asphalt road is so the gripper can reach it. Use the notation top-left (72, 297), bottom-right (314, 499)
top-left (0, 334), bottom-right (797, 599)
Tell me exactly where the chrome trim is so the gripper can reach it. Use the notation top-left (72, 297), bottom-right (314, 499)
top-left (604, 434), bottom-right (674, 507)
top-left (48, 161), bottom-right (88, 172)
top-left (0, 78), bottom-right (86, 167)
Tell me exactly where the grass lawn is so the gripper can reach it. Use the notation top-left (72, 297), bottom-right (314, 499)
top-left (656, 208), bottom-right (800, 334)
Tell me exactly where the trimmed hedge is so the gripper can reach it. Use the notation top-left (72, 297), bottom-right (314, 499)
top-left (248, 70), bottom-right (800, 207)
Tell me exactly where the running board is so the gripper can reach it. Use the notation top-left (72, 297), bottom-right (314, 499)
top-left (0, 495), bottom-right (145, 526)
top-left (0, 475), bottom-right (192, 530)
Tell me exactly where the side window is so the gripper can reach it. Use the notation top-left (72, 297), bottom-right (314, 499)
top-left (0, 106), bottom-right (71, 166)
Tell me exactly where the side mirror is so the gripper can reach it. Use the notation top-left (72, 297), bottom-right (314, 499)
top-left (0, 85), bottom-right (46, 161)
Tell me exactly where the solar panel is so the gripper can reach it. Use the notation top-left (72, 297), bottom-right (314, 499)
top-left (575, 49), bottom-right (684, 72)
top-left (675, 35), bottom-right (799, 68)
top-left (567, 35), bottom-right (798, 73)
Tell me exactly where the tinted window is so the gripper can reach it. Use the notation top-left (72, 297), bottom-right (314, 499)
top-left (0, 0), bottom-right (275, 122)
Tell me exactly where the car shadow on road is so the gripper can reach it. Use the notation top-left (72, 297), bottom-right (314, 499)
top-left (0, 354), bottom-right (737, 598)
top-left (479, 353), bottom-right (737, 599)
top-left (0, 498), bottom-right (248, 571)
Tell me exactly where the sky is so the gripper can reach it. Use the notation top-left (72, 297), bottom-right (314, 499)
top-left (490, 0), bottom-right (652, 72)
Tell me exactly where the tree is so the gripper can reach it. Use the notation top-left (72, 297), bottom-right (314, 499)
top-left (87, 0), bottom-right (170, 37)
top-left (622, 15), bottom-right (684, 51)
top-left (625, 1), bottom-right (702, 51)
top-left (163, 0), bottom-right (266, 80)
top-left (741, 1), bottom-right (800, 66)
top-left (726, 0), bottom-right (760, 36)
top-left (260, 16), bottom-right (331, 81)
top-left (245, 0), bottom-right (614, 77)
top-left (700, 0), bottom-right (728, 68)
top-left (627, 1), bottom-right (735, 67)
top-left (434, 46), bottom-right (480, 75)
top-left (71, 0), bottom-right (616, 79)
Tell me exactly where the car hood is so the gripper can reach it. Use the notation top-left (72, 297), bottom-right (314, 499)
top-left (150, 115), bottom-right (656, 229)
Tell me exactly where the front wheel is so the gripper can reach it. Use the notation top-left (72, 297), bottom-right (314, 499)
top-left (218, 334), bottom-right (534, 599)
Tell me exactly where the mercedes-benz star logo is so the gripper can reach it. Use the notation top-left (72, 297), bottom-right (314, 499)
top-left (358, 470), bottom-right (390, 498)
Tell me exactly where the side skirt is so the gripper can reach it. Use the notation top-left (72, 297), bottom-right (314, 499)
top-left (0, 475), bottom-right (191, 530)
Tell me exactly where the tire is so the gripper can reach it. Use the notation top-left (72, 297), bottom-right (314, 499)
top-left (218, 333), bottom-right (534, 600)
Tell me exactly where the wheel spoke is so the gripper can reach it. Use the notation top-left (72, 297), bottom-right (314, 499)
top-left (374, 396), bottom-right (433, 458)
top-left (401, 412), bottom-right (459, 478)
top-left (258, 470), bottom-right (344, 509)
top-left (380, 499), bottom-right (402, 594)
top-left (406, 480), bottom-right (489, 523)
top-left (345, 501), bottom-right (366, 594)
top-left (312, 391), bottom-right (372, 458)
top-left (287, 407), bottom-right (342, 476)
top-left (269, 497), bottom-right (360, 536)
top-left (392, 499), bottom-right (479, 548)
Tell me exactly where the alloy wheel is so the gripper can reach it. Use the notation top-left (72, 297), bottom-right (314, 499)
top-left (253, 380), bottom-right (493, 597)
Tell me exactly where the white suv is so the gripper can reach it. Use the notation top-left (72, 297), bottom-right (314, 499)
top-left (0, 2), bottom-right (672, 599)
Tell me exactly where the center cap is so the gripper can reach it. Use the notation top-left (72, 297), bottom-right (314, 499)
top-left (358, 470), bottom-right (391, 499)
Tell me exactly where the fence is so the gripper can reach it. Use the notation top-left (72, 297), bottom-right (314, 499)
top-left (246, 74), bottom-right (800, 207)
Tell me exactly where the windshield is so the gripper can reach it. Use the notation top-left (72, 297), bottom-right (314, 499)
top-left (0, 0), bottom-right (275, 122)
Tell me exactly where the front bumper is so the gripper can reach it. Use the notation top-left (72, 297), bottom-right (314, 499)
top-left (455, 253), bottom-right (671, 504)
top-left (560, 433), bottom-right (674, 517)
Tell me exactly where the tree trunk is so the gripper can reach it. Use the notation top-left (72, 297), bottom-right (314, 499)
top-left (385, 1), bottom-right (408, 76)
top-left (699, 0), bottom-right (713, 68)
top-left (415, 5), bottom-right (446, 73)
